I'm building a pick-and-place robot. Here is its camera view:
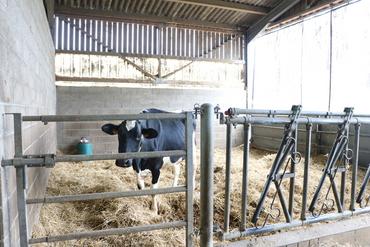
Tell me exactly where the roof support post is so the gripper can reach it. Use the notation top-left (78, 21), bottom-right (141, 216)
top-left (243, 33), bottom-right (248, 108)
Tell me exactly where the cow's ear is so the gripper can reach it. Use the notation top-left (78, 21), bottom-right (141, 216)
top-left (101, 124), bottom-right (119, 135)
top-left (142, 128), bottom-right (158, 139)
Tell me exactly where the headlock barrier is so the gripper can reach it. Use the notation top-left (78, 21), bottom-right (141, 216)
top-left (2, 104), bottom-right (370, 246)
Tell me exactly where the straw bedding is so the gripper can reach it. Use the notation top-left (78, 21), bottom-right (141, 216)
top-left (32, 146), bottom-right (366, 246)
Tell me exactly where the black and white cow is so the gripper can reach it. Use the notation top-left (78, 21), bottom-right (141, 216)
top-left (101, 108), bottom-right (196, 213)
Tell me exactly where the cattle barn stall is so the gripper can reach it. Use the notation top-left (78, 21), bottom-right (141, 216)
top-left (1, 0), bottom-right (370, 247)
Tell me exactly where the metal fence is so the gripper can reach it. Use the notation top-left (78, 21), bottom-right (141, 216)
top-left (1, 112), bottom-right (194, 246)
top-left (204, 105), bottom-right (370, 243)
top-left (4, 104), bottom-right (370, 246)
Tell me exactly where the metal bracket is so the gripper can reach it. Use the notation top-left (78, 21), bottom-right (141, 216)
top-left (44, 154), bottom-right (56, 168)
top-left (193, 103), bottom-right (201, 119)
top-left (289, 105), bottom-right (302, 121)
top-left (12, 157), bottom-right (24, 167)
top-left (214, 104), bottom-right (221, 119)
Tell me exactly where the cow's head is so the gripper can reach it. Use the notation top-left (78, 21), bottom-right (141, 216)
top-left (101, 121), bottom-right (158, 168)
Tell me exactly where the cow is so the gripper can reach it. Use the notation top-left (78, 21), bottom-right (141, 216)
top-left (101, 108), bottom-right (196, 213)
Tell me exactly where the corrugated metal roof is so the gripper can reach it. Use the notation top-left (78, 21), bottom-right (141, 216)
top-left (54, 0), bottom-right (281, 31)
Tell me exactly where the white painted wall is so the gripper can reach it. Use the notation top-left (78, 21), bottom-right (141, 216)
top-left (247, 0), bottom-right (370, 165)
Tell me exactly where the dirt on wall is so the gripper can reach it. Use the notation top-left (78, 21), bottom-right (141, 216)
top-left (32, 146), bottom-right (366, 246)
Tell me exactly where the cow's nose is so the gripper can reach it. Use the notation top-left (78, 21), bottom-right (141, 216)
top-left (115, 159), bottom-right (131, 168)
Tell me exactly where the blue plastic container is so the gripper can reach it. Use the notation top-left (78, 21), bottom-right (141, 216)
top-left (77, 137), bottom-right (93, 155)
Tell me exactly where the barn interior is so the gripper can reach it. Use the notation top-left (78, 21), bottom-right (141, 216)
top-left (1, 0), bottom-right (370, 246)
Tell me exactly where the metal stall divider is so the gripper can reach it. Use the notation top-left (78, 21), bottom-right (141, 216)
top-left (2, 112), bottom-right (195, 247)
top-left (218, 105), bottom-right (370, 242)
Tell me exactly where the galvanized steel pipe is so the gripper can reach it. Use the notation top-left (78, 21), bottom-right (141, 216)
top-left (2, 150), bottom-right (186, 167)
top-left (29, 221), bottom-right (187, 244)
top-left (22, 113), bottom-right (186, 122)
top-left (240, 123), bottom-right (250, 230)
top-left (27, 186), bottom-right (187, 204)
top-left (226, 116), bottom-right (370, 125)
top-left (226, 108), bottom-right (370, 118)
top-left (200, 103), bottom-right (214, 247)
top-left (223, 123), bottom-right (232, 233)
top-left (351, 123), bottom-right (361, 210)
top-left (301, 123), bottom-right (312, 220)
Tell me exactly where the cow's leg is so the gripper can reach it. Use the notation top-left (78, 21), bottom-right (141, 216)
top-left (172, 162), bottom-right (181, 187)
top-left (137, 170), bottom-right (145, 190)
top-left (163, 157), bottom-right (181, 187)
top-left (151, 169), bottom-right (161, 213)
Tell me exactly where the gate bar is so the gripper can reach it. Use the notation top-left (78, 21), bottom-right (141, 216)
top-left (200, 103), bottom-right (214, 247)
top-left (222, 208), bottom-right (370, 240)
top-left (288, 128), bottom-right (297, 216)
top-left (185, 111), bottom-right (194, 247)
top-left (27, 186), bottom-right (187, 204)
top-left (2, 150), bottom-right (186, 167)
top-left (29, 220), bottom-right (187, 244)
top-left (350, 123), bottom-right (361, 210)
top-left (226, 116), bottom-right (370, 125)
top-left (22, 113), bottom-right (185, 122)
top-left (226, 108), bottom-right (370, 118)
top-left (13, 114), bottom-right (29, 247)
top-left (301, 123), bottom-right (312, 220)
top-left (340, 129), bottom-right (349, 206)
top-left (240, 123), bottom-right (250, 230)
top-left (223, 123), bottom-right (232, 233)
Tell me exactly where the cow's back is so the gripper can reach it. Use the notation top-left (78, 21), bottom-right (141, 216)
top-left (141, 108), bottom-right (186, 151)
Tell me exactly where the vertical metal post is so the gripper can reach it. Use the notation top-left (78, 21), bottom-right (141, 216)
top-left (288, 128), bottom-right (297, 216)
top-left (13, 114), bottom-right (29, 247)
top-left (200, 103), bottom-right (214, 247)
top-left (240, 123), bottom-right (250, 230)
top-left (243, 33), bottom-right (248, 107)
top-left (340, 129), bottom-right (349, 206)
top-left (350, 123), bottom-right (361, 211)
top-left (185, 112), bottom-right (194, 247)
top-left (301, 123), bottom-right (312, 220)
top-left (223, 123), bottom-right (232, 233)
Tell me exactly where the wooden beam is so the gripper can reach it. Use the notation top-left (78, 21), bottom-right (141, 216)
top-left (118, 56), bottom-right (156, 80)
top-left (246, 0), bottom-right (301, 43)
top-left (164, 0), bottom-right (269, 16)
top-left (55, 50), bottom-right (244, 64)
top-left (54, 5), bottom-right (244, 32)
top-left (267, 0), bottom-right (345, 31)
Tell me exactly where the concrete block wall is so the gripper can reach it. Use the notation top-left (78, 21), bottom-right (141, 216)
top-left (0, 0), bottom-right (56, 246)
top-left (56, 86), bottom-right (246, 154)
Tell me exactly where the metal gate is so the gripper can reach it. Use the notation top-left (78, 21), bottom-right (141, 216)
top-left (1, 111), bottom-right (194, 246)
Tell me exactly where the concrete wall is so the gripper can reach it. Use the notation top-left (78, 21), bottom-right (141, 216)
top-left (247, 0), bottom-right (370, 165)
top-left (0, 1), bottom-right (56, 246)
top-left (56, 85), bottom-right (246, 154)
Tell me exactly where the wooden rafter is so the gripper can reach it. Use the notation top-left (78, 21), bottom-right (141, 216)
top-left (163, 0), bottom-right (269, 15)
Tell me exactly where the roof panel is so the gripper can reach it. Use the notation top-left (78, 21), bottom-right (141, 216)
top-left (54, 0), bottom-right (326, 32)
